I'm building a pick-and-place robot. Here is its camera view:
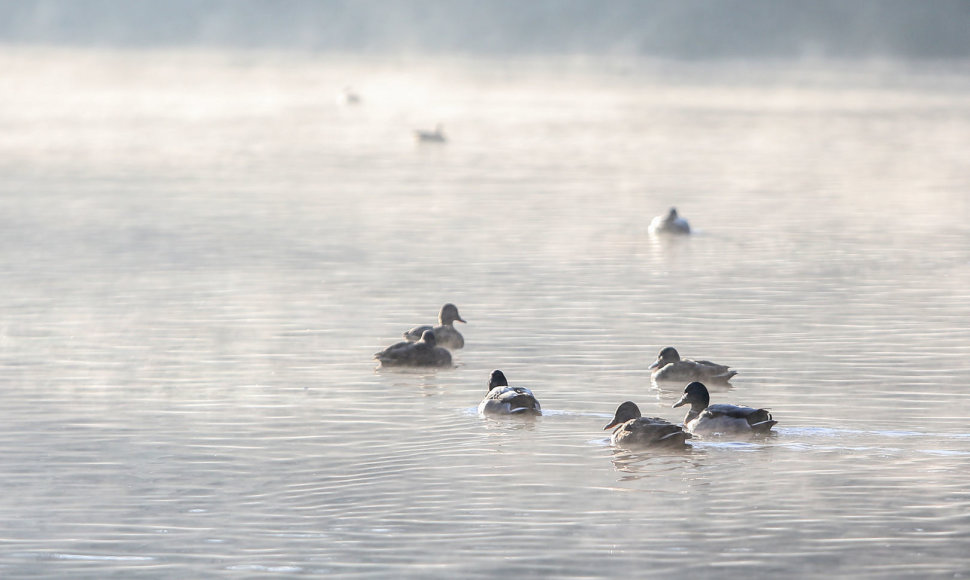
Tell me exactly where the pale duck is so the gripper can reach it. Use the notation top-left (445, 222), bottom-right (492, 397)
top-left (648, 207), bottom-right (691, 235)
top-left (649, 346), bottom-right (737, 384)
top-left (403, 303), bottom-right (466, 350)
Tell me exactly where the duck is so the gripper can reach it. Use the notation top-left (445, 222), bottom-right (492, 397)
top-left (403, 303), bottom-right (466, 350)
top-left (603, 401), bottom-right (691, 449)
top-left (649, 346), bottom-right (737, 384)
top-left (374, 330), bottom-right (452, 368)
top-left (648, 207), bottom-right (691, 235)
top-left (672, 381), bottom-right (776, 436)
top-left (415, 124), bottom-right (446, 143)
top-left (337, 86), bottom-right (361, 105)
top-left (478, 370), bottom-right (541, 416)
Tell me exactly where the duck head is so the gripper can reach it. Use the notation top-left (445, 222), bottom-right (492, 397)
top-left (604, 401), bottom-right (642, 430)
top-left (487, 369), bottom-right (509, 392)
top-left (648, 346), bottom-right (681, 370)
top-left (420, 330), bottom-right (437, 346)
top-left (439, 303), bottom-right (466, 325)
top-left (667, 207), bottom-right (679, 221)
top-left (672, 381), bottom-right (710, 412)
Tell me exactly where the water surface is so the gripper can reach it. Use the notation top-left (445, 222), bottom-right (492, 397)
top-left (0, 49), bottom-right (968, 578)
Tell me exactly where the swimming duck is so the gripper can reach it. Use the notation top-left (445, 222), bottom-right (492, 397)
top-left (403, 303), bottom-right (466, 350)
top-left (648, 207), bottom-right (691, 235)
top-left (415, 124), bottom-right (446, 143)
top-left (649, 346), bottom-right (737, 384)
top-left (672, 381), bottom-right (776, 436)
top-left (374, 330), bottom-right (452, 368)
top-left (603, 401), bottom-right (691, 449)
top-left (337, 86), bottom-right (361, 105)
top-left (478, 370), bottom-right (542, 416)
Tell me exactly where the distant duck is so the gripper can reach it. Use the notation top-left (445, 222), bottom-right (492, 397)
top-left (648, 207), bottom-right (691, 235)
top-left (604, 401), bottom-right (691, 449)
top-left (649, 347), bottom-right (737, 384)
top-left (672, 381), bottom-right (776, 436)
top-left (403, 303), bottom-right (466, 350)
top-left (374, 330), bottom-right (452, 368)
top-left (415, 124), bottom-right (446, 143)
top-left (478, 370), bottom-right (542, 416)
top-left (338, 86), bottom-right (361, 105)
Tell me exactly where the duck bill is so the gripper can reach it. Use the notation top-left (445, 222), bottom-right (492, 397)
top-left (603, 419), bottom-right (620, 430)
top-left (648, 360), bottom-right (661, 370)
top-left (457, 317), bottom-right (467, 324)
top-left (671, 395), bottom-right (689, 408)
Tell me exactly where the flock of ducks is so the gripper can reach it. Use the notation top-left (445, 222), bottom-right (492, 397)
top-left (337, 86), bottom-right (774, 449)
top-left (374, 295), bottom-right (777, 451)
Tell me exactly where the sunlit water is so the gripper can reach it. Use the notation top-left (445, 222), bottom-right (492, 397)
top-left (0, 48), bottom-right (969, 578)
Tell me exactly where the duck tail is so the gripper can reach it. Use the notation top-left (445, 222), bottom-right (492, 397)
top-left (749, 409), bottom-right (777, 433)
top-left (659, 429), bottom-right (692, 447)
top-left (403, 325), bottom-right (430, 342)
top-left (752, 419), bottom-right (777, 433)
top-left (506, 395), bottom-right (541, 415)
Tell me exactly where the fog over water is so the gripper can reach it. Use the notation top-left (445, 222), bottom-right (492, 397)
top-left (1, 0), bottom-right (970, 58)
top-left (1, 3), bottom-right (969, 579)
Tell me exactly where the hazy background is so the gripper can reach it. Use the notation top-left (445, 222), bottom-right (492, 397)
top-left (1, 0), bottom-right (969, 59)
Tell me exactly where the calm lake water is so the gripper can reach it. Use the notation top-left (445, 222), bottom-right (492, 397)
top-left (1, 48), bottom-right (969, 578)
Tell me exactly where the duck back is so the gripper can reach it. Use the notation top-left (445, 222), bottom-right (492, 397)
top-left (612, 417), bottom-right (691, 449)
top-left (690, 404), bottom-right (776, 435)
top-left (375, 340), bottom-right (452, 368)
top-left (404, 324), bottom-right (463, 349)
top-left (654, 360), bottom-right (736, 383)
top-left (403, 325), bottom-right (433, 342)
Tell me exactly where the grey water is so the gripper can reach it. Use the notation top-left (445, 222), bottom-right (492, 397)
top-left (0, 49), bottom-right (969, 578)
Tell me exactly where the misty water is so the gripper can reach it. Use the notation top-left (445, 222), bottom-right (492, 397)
top-left (1, 49), bottom-right (969, 578)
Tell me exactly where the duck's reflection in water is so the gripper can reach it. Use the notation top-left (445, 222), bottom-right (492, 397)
top-left (609, 446), bottom-right (702, 483)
